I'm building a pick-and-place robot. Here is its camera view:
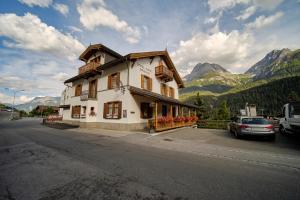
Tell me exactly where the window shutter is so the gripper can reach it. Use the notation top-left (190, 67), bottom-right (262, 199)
top-left (116, 72), bottom-right (120, 87)
top-left (103, 103), bottom-right (108, 118)
top-left (141, 75), bottom-right (144, 89)
top-left (117, 101), bottom-right (122, 119)
top-left (149, 78), bottom-right (152, 91)
top-left (160, 84), bottom-right (163, 95)
top-left (108, 75), bottom-right (112, 89)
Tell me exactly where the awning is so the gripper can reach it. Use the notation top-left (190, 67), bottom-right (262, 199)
top-left (128, 86), bottom-right (198, 109)
top-left (59, 105), bottom-right (70, 108)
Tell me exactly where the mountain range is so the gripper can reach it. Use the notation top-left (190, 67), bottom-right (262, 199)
top-left (180, 48), bottom-right (300, 99)
top-left (13, 96), bottom-right (60, 112)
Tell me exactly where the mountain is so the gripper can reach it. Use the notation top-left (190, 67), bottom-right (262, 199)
top-left (183, 76), bottom-right (300, 116)
top-left (15, 96), bottom-right (60, 112)
top-left (184, 63), bottom-right (228, 81)
top-left (246, 48), bottom-right (300, 79)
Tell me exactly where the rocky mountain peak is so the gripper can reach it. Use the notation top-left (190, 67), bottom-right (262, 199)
top-left (184, 62), bottom-right (228, 81)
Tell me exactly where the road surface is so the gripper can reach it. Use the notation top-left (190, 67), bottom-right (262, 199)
top-left (0, 119), bottom-right (299, 200)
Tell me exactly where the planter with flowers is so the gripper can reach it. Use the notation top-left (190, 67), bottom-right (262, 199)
top-left (157, 116), bottom-right (174, 128)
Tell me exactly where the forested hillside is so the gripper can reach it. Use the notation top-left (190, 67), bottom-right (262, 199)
top-left (184, 76), bottom-right (300, 117)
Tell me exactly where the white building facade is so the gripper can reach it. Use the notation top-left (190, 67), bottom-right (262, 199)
top-left (60, 44), bottom-right (197, 131)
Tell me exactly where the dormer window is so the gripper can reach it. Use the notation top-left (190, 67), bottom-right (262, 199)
top-left (91, 56), bottom-right (101, 64)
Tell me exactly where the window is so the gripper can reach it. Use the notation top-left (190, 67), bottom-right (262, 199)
top-left (169, 87), bottom-right (174, 98)
top-left (103, 101), bottom-right (122, 119)
top-left (108, 72), bottom-right (120, 89)
top-left (75, 84), bottom-right (82, 96)
top-left (91, 56), bottom-right (101, 64)
top-left (161, 83), bottom-right (168, 96)
top-left (140, 103), bottom-right (153, 119)
top-left (72, 105), bottom-right (81, 118)
top-left (141, 75), bottom-right (152, 91)
top-left (89, 79), bottom-right (97, 99)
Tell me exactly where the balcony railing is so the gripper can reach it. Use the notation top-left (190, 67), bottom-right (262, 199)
top-left (78, 61), bottom-right (100, 74)
top-left (155, 65), bottom-right (173, 81)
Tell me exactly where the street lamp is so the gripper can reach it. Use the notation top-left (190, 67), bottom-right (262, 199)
top-left (5, 88), bottom-right (25, 120)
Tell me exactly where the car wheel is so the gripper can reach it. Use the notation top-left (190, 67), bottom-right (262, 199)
top-left (234, 130), bottom-right (240, 139)
top-left (269, 134), bottom-right (276, 141)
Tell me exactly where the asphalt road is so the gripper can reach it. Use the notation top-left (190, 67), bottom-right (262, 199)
top-left (1, 119), bottom-right (300, 200)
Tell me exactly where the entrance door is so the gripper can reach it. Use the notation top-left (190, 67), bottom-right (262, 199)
top-left (162, 105), bottom-right (167, 117)
top-left (172, 106), bottom-right (176, 117)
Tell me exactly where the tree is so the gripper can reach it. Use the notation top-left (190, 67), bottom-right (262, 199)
top-left (287, 91), bottom-right (300, 102)
top-left (217, 100), bottom-right (230, 120)
top-left (194, 92), bottom-right (205, 118)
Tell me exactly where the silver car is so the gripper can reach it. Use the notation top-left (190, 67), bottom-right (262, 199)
top-left (229, 116), bottom-right (275, 140)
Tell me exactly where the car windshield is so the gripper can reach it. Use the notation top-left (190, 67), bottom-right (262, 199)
top-left (242, 118), bottom-right (269, 125)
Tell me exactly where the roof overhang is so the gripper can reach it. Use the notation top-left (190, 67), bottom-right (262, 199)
top-left (64, 70), bottom-right (101, 84)
top-left (128, 86), bottom-right (198, 108)
top-left (79, 44), bottom-right (122, 62)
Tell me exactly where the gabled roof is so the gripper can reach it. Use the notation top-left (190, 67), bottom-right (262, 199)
top-left (67, 46), bottom-right (184, 88)
top-left (79, 44), bottom-right (122, 62)
top-left (125, 51), bottom-right (184, 88)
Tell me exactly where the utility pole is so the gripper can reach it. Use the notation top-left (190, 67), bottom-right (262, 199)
top-left (5, 88), bottom-right (25, 120)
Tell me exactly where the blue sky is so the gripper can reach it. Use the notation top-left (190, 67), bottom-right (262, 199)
top-left (0, 0), bottom-right (300, 104)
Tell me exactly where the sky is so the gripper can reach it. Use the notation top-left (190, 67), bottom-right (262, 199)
top-left (0, 0), bottom-right (300, 104)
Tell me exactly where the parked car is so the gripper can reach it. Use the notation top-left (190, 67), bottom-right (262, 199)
top-left (279, 102), bottom-right (300, 134)
top-left (229, 116), bottom-right (275, 140)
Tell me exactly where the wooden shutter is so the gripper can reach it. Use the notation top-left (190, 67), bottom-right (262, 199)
top-left (117, 101), bottom-right (122, 119)
top-left (141, 75), bottom-right (144, 89)
top-left (108, 75), bottom-right (112, 89)
top-left (116, 72), bottom-right (120, 87)
top-left (160, 84), bottom-right (163, 95)
top-left (103, 103), bottom-right (108, 118)
top-left (148, 78), bottom-right (152, 91)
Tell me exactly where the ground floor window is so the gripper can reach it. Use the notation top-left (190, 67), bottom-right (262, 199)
top-left (103, 101), bottom-right (122, 119)
top-left (140, 102), bottom-right (153, 119)
top-left (71, 105), bottom-right (81, 118)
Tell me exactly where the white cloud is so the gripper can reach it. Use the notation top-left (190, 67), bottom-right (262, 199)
top-left (52, 72), bottom-right (69, 82)
top-left (208, 0), bottom-right (249, 12)
top-left (67, 26), bottom-right (83, 33)
top-left (19, 95), bottom-right (34, 103)
top-left (77, 0), bottom-right (141, 43)
top-left (246, 11), bottom-right (284, 30)
top-left (171, 30), bottom-right (254, 74)
top-left (18, 0), bottom-right (52, 7)
top-left (0, 13), bottom-right (85, 60)
top-left (0, 92), bottom-right (34, 104)
top-left (53, 3), bottom-right (69, 16)
top-left (208, 0), bottom-right (284, 12)
top-left (236, 6), bottom-right (257, 20)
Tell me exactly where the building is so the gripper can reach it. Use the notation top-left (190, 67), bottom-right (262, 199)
top-left (59, 44), bottom-right (198, 131)
top-left (35, 105), bottom-right (59, 114)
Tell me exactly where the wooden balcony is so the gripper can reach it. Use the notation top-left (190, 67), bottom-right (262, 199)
top-left (155, 65), bottom-right (173, 82)
top-left (78, 61), bottom-right (100, 74)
